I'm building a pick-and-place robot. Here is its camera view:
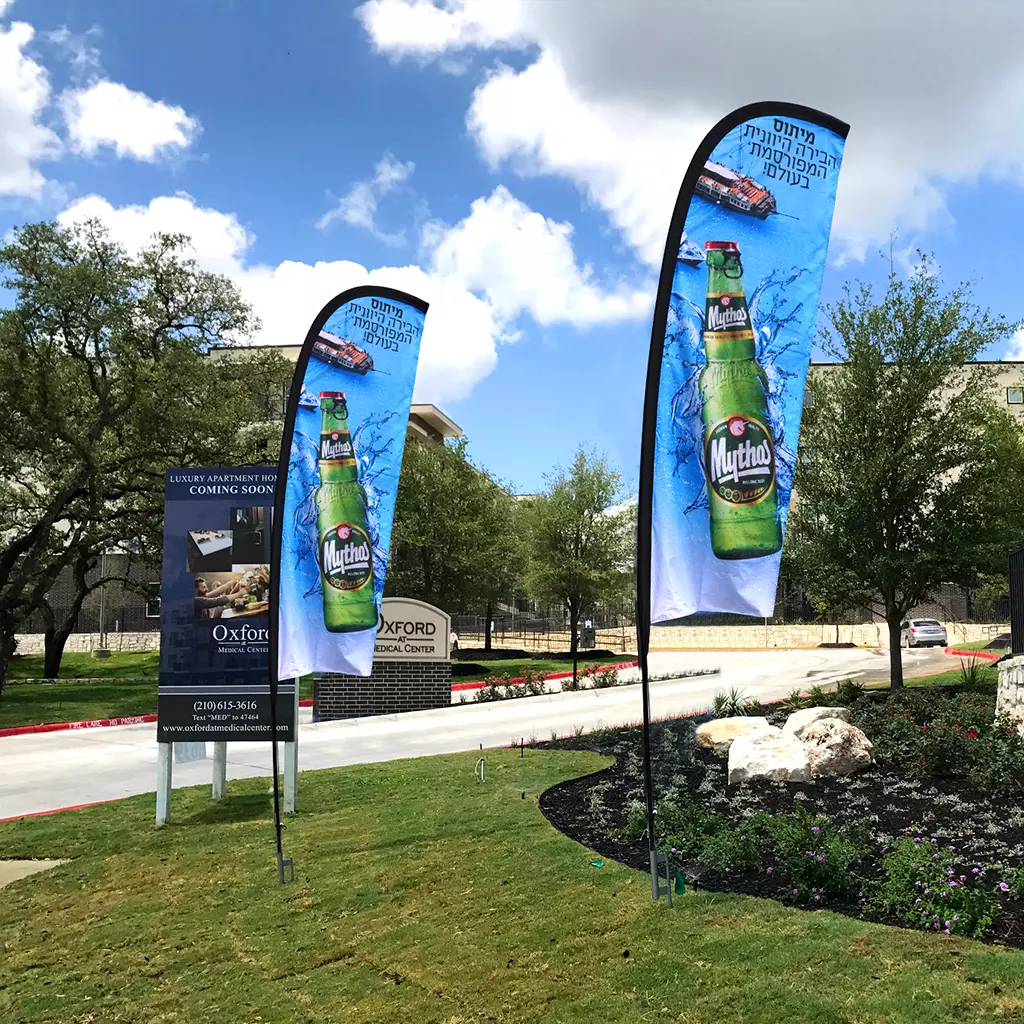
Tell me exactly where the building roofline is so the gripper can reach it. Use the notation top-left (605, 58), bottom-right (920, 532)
top-left (409, 404), bottom-right (462, 439)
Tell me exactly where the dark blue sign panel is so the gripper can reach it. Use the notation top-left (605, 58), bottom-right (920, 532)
top-left (157, 467), bottom-right (295, 741)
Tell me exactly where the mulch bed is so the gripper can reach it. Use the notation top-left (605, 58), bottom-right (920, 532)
top-left (538, 707), bottom-right (1024, 948)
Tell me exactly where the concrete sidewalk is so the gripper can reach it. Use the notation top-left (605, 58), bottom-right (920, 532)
top-left (0, 646), bottom-right (950, 822)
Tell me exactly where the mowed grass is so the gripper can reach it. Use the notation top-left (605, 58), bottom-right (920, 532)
top-left (3, 749), bottom-right (1024, 1023)
top-left (7, 650), bottom-right (162, 679)
top-left (0, 674), bottom-right (317, 729)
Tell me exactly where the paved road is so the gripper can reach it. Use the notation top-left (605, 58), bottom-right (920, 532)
top-left (0, 646), bottom-right (953, 822)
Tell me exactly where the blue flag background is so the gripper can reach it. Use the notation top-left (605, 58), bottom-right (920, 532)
top-left (275, 288), bottom-right (427, 679)
top-left (648, 109), bottom-right (848, 621)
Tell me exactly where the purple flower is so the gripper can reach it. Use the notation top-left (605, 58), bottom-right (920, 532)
top-left (954, 915), bottom-right (959, 922)
top-left (814, 895), bottom-right (821, 902)
top-left (960, 875), bottom-right (966, 883)
top-left (817, 855), bottom-right (825, 863)
top-left (915, 881), bottom-right (922, 887)
top-left (950, 881), bottom-right (957, 888)
top-left (915, 838), bottom-right (922, 844)
top-left (945, 920), bottom-right (951, 928)
top-left (915, 898), bottom-right (922, 905)
top-left (792, 889), bottom-right (799, 896)
top-left (1000, 881), bottom-right (1010, 891)
top-left (944, 929), bottom-right (951, 936)
top-left (767, 867), bottom-right (773, 874)
top-left (812, 827), bottom-right (820, 833)
top-left (972, 867), bottom-right (981, 874)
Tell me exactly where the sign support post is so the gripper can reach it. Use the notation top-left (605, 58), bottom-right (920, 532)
top-left (156, 742), bottom-right (173, 826)
top-left (212, 741), bottom-right (227, 799)
top-left (284, 682), bottom-right (299, 814)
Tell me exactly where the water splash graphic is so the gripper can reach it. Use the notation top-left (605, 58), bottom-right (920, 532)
top-left (666, 263), bottom-right (810, 523)
top-left (288, 411), bottom-right (399, 603)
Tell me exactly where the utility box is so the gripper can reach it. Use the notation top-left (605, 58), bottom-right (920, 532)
top-left (581, 621), bottom-right (596, 649)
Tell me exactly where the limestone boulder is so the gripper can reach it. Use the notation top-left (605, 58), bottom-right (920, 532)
top-left (802, 718), bottom-right (873, 777)
top-left (782, 705), bottom-right (851, 739)
top-left (728, 729), bottom-right (810, 785)
top-left (695, 716), bottom-right (773, 754)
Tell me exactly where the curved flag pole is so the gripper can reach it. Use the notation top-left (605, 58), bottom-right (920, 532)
top-left (636, 102), bottom-right (849, 900)
top-left (268, 285), bottom-right (430, 884)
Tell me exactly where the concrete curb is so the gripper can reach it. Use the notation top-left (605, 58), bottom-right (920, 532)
top-left (945, 647), bottom-right (1000, 663)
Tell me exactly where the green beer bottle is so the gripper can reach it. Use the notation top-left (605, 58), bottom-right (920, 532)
top-left (315, 392), bottom-right (377, 632)
top-left (699, 241), bottom-right (782, 560)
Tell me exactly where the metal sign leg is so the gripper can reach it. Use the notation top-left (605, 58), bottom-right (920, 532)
top-left (156, 742), bottom-right (173, 826)
top-left (212, 741), bottom-right (227, 799)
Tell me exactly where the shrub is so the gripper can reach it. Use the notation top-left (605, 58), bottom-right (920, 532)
top-left (849, 690), bottom-right (1024, 795)
top-left (804, 684), bottom-right (830, 707)
top-left (872, 837), bottom-right (998, 938)
top-left (756, 804), bottom-right (868, 900)
top-left (834, 678), bottom-right (866, 704)
top-left (712, 687), bottom-right (761, 718)
top-left (779, 688), bottom-right (807, 712)
top-left (591, 665), bottom-right (619, 689)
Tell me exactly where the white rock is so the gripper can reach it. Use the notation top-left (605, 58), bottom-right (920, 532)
top-left (695, 716), bottom-right (773, 754)
top-left (728, 729), bottom-right (810, 785)
top-left (783, 705), bottom-right (852, 739)
top-left (802, 718), bottom-right (874, 777)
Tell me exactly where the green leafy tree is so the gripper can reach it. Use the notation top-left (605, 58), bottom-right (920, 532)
top-left (0, 220), bottom-right (293, 689)
top-left (387, 437), bottom-right (525, 642)
top-left (788, 252), bottom-right (1024, 687)
top-left (525, 448), bottom-right (632, 658)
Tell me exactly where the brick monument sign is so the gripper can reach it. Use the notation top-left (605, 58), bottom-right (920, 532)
top-left (313, 598), bottom-right (451, 720)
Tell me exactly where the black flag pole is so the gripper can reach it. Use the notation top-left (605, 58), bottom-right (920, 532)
top-left (636, 101), bottom-right (849, 901)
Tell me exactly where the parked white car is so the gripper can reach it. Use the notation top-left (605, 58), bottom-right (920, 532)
top-left (900, 618), bottom-right (947, 648)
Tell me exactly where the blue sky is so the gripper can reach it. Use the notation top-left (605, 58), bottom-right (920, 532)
top-left (3, 0), bottom-right (1024, 496)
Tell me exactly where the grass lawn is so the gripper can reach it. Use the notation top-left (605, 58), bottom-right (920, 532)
top-left (7, 650), bottom-right (161, 679)
top-left (3, 748), bottom-right (1024, 1023)
top-left (455, 655), bottom-right (632, 679)
top-left (0, 674), bottom-right (316, 730)
top-left (953, 638), bottom-right (1009, 654)
top-left (0, 653), bottom-right (631, 729)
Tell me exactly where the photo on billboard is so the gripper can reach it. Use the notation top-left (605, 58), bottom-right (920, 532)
top-left (186, 529), bottom-right (233, 572)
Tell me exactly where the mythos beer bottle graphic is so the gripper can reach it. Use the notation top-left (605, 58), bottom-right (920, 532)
top-left (315, 392), bottom-right (377, 631)
top-left (698, 242), bottom-right (782, 560)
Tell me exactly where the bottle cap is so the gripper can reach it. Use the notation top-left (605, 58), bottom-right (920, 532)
top-left (319, 391), bottom-right (346, 399)
top-left (705, 241), bottom-right (739, 251)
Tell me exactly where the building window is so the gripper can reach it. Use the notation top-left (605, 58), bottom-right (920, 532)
top-left (1008, 387), bottom-right (1024, 406)
top-left (145, 583), bottom-right (161, 619)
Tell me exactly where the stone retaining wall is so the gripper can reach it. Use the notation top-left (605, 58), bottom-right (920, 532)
top-left (13, 621), bottom-right (1007, 659)
top-left (997, 655), bottom-right (1024, 724)
top-left (457, 621), bottom-right (1007, 654)
top-left (13, 631), bottom-right (161, 655)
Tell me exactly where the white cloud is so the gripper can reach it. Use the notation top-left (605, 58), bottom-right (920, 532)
top-left (0, 19), bottom-right (61, 196)
top-left (355, 0), bottom-right (527, 59)
top-left (358, 0), bottom-right (1024, 264)
top-left (61, 80), bottom-right (200, 161)
top-left (425, 185), bottom-right (650, 325)
top-left (56, 185), bottom-right (652, 404)
top-left (1007, 326), bottom-right (1024, 362)
top-left (56, 192), bottom-right (503, 404)
top-left (317, 152), bottom-right (414, 244)
top-left (0, 2), bottom-right (16, 18)
top-left (44, 25), bottom-right (103, 82)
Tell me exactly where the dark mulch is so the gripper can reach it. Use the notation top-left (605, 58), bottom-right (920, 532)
top-left (537, 709), bottom-right (1024, 948)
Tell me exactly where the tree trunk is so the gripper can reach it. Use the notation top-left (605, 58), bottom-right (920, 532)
top-left (484, 602), bottom-right (492, 652)
top-left (569, 600), bottom-right (580, 688)
top-left (42, 609), bottom-right (76, 679)
top-left (888, 615), bottom-right (904, 689)
top-left (40, 552), bottom-right (96, 680)
top-left (0, 617), bottom-right (16, 698)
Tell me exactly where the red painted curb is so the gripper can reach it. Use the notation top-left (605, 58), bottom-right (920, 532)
top-left (946, 647), bottom-right (1000, 662)
top-left (0, 713), bottom-right (159, 739)
top-left (451, 660), bottom-right (639, 693)
top-left (0, 797), bottom-right (128, 824)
